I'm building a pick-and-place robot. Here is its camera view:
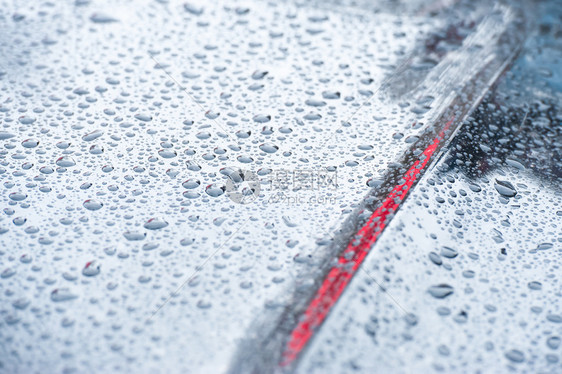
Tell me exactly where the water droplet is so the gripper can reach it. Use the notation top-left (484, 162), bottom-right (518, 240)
top-left (504, 349), bottom-right (525, 363)
top-left (83, 199), bottom-right (103, 211)
top-left (22, 139), bottom-right (39, 148)
top-left (205, 184), bottom-right (225, 197)
top-left (259, 143), bottom-right (278, 153)
top-left (82, 261), bottom-right (101, 276)
top-left (253, 114), bottom-right (271, 123)
top-left (184, 3), bottom-right (204, 16)
top-left (494, 179), bottom-right (517, 197)
top-left (428, 284), bottom-right (454, 299)
top-left (51, 288), bottom-right (78, 302)
top-left (9, 192), bottom-right (27, 201)
top-left (144, 218), bottom-right (169, 230)
top-left (56, 156), bottom-right (76, 167)
top-left (82, 130), bottom-right (104, 141)
top-left (90, 12), bottom-right (118, 23)
top-left (440, 246), bottom-right (458, 258)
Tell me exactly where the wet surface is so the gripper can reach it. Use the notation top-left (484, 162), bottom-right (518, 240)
top-left (298, 1), bottom-right (562, 372)
top-left (0, 0), bottom-right (558, 373)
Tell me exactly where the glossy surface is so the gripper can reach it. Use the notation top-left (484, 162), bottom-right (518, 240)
top-left (299, 1), bottom-right (562, 372)
top-left (0, 0), bottom-right (559, 373)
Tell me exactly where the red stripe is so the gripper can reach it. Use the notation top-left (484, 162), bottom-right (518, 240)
top-left (281, 119), bottom-right (454, 365)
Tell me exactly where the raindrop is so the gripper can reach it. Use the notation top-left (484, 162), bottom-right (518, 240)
top-left (184, 3), bottom-right (204, 15)
top-left (82, 261), bottom-right (100, 276)
top-left (56, 156), bottom-right (76, 167)
top-left (124, 231), bottom-right (146, 241)
top-left (322, 91), bottom-right (340, 99)
top-left (51, 288), bottom-right (78, 302)
top-left (182, 179), bottom-right (200, 189)
top-left (90, 13), bottom-right (118, 23)
top-left (259, 143), bottom-right (278, 153)
top-left (205, 184), bottom-right (225, 197)
top-left (253, 114), bottom-right (271, 123)
top-left (22, 139), bottom-right (39, 148)
top-left (251, 70), bottom-right (268, 80)
top-left (144, 218), bottom-right (169, 230)
top-left (83, 199), bottom-right (103, 211)
top-left (9, 192), bottom-right (27, 201)
top-left (428, 284), bottom-right (454, 299)
top-left (504, 349), bottom-right (525, 363)
top-left (440, 246), bottom-right (458, 258)
top-left (494, 179), bottom-right (517, 197)
top-left (82, 130), bottom-right (103, 141)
